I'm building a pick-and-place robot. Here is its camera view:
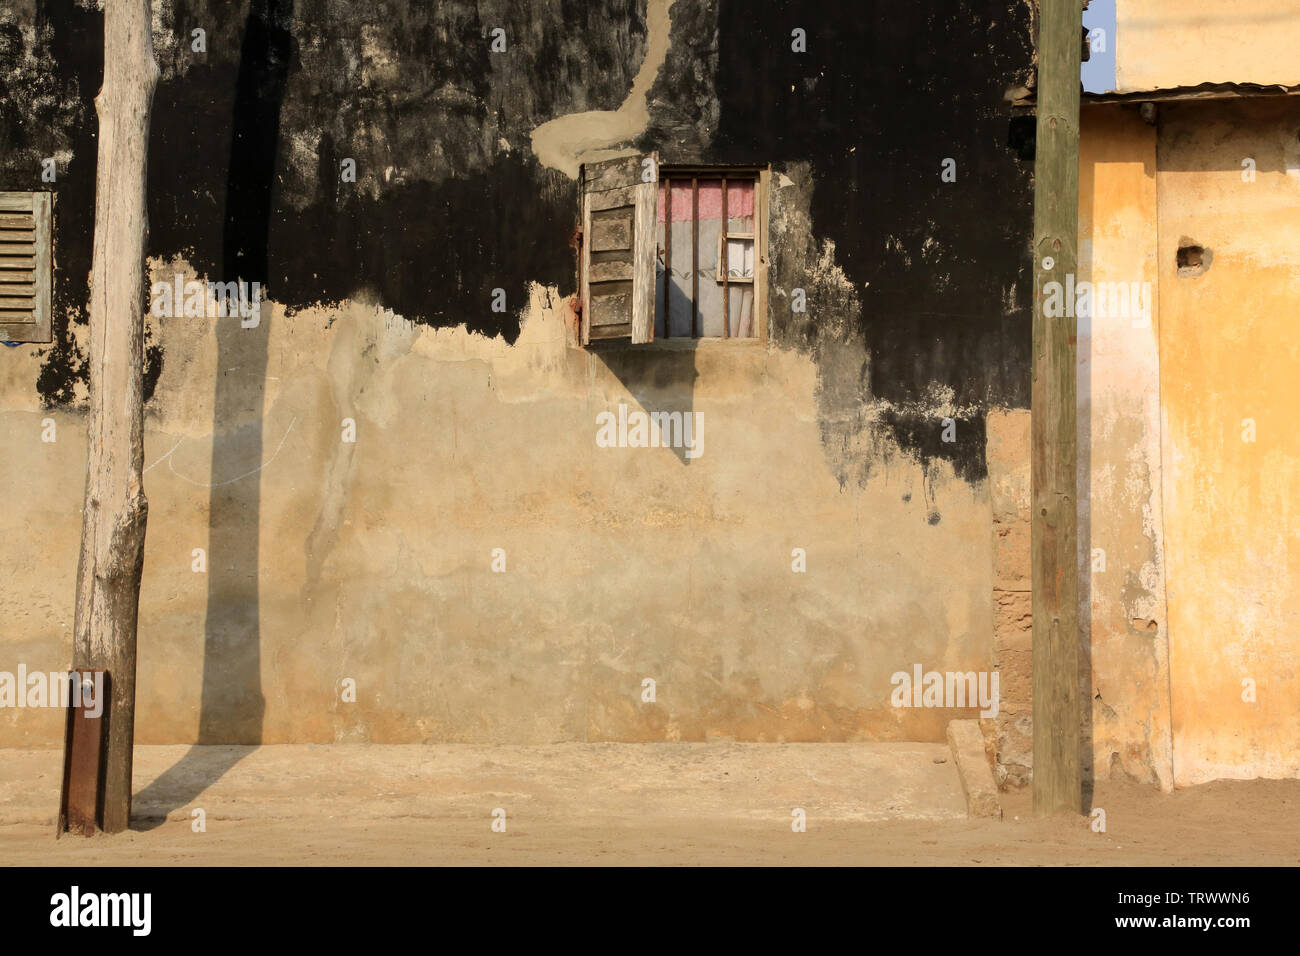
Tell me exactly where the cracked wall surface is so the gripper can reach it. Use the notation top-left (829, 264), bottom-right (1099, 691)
top-left (1078, 105), bottom-right (1173, 792)
top-left (2, 1), bottom-right (1037, 746)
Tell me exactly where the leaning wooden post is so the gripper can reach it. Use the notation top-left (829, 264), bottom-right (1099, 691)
top-left (1031, 0), bottom-right (1084, 816)
top-left (69, 0), bottom-right (159, 834)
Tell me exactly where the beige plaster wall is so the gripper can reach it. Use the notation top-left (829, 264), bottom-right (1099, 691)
top-left (1116, 0), bottom-right (1300, 92)
top-left (0, 268), bottom-right (997, 746)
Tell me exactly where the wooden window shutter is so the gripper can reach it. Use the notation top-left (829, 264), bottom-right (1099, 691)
top-left (0, 192), bottom-right (53, 344)
top-left (580, 152), bottom-right (657, 345)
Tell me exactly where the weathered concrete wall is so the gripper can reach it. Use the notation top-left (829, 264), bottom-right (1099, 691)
top-left (985, 107), bottom-right (1179, 792)
top-left (1115, 0), bottom-right (1300, 92)
top-left (985, 408), bottom-right (1032, 788)
top-left (2, 284), bottom-right (998, 746)
top-left (1156, 98), bottom-right (1300, 785)
top-left (1071, 97), bottom-right (1300, 789)
top-left (0, 1), bottom-right (1036, 745)
top-left (1078, 105), bottom-right (1173, 791)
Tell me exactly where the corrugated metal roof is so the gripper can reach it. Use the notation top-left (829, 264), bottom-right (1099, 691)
top-left (1083, 81), bottom-right (1300, 104)
top-left (1009, 81), bottom-right (1300, 110)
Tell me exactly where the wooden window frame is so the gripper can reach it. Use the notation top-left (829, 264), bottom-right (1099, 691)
top-left (579, 153), bottom-right (658, 346)
top-left (715, 232), bottom-right (755, 283)
top-left (0, 191), bottom-right (53, 345)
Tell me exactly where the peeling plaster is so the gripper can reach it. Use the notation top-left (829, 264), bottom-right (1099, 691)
top-left (530, 0), bottom-right (672, 178)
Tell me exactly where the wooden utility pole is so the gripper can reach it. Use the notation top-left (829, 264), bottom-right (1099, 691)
top-left (1031, 0), bottom-right (1084, 816)
top-left (69, 0), bottom-right (159, 834)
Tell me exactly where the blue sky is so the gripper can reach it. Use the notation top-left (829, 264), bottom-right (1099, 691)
top-left (1081, 0), bottom-right (1117, 93)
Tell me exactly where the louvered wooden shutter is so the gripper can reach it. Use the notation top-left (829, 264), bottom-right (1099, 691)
top-left (580, 153), bottom-right (657, 345)
top-left (0, 192), bottom-right (52, 344)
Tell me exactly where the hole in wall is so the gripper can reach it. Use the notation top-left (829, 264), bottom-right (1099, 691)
top-left (1008, 114), bottom-right (1036, 162)
top-left (1176, 239), bottom-right (1212, 278)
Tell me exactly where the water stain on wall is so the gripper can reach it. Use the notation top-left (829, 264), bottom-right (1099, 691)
top-left (2, 0), bottom-right (1035, 486)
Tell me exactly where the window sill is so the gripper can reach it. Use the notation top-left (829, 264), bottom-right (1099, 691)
top-left (634, 336), bottom-right (766, 350)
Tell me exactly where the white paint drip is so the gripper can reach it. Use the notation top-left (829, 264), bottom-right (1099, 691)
top-left (529, 0), bottom-right (673, 179)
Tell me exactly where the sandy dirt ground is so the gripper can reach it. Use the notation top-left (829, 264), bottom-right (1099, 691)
top-left (1, 745), bottom-right (1297, 866)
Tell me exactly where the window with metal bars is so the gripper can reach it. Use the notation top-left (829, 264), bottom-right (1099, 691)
top-left (654, 169), bottom-right (762, 340)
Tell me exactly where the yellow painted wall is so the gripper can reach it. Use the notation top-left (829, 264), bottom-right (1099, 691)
top-left (1156, 99), bottom-right (1300, 785)
top-left (1116, 0), bottom-right (1300, 91)
top-left (1078, 106), bottom-right (1173, 790)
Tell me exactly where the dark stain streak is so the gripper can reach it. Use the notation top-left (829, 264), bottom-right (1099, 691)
top-left (7, 0), bottom-right (648, 407)
top-left (708, 1), bottom-right (1031, 479)
top-left (6, 0), bottom-right (1034, 490)
top-left (879, 409), bottom-right (989, 484)
top-left (3, 0), bottom-right (102, 407)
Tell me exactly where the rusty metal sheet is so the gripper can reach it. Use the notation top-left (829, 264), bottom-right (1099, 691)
top-left (58, 669), bottom-right (109, 837)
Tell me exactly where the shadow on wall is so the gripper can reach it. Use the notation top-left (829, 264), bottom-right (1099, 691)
top-left (133, 0), bottom-right (292, 829)
top-left (591, 347), bottom-right (700, 466)
top-left (587, 290), bottom-right (704, 467)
